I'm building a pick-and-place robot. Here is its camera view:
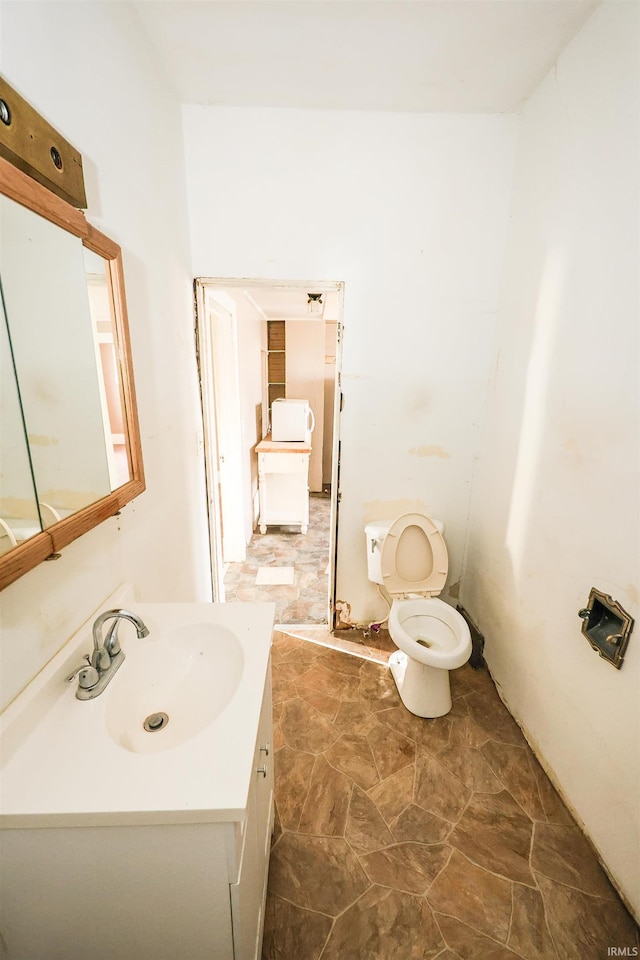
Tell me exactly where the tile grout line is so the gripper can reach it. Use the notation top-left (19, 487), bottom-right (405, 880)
top-left (445, 844), bottom-right (537, 894)
top-left (528, 865), bottom-right (562, 960)
top-left (505, 877), bottom-right (515, 949)
top-left (432, 908), bottom-right (528, 958)
top-left (424, 845), bottom-right (454, 896)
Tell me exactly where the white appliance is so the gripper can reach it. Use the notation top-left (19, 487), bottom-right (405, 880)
top-left (270, 398), bottom-right (315, 442)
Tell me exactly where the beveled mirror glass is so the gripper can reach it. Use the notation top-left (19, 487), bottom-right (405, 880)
top-left (0, 157), bottom-right (144, 589)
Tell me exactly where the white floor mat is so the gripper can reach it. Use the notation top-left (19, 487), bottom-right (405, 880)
top-left (255, 566), bottom-right (295, 586)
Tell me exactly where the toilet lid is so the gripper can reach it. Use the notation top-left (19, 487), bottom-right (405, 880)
top-left (380, 513), bottom-right (448, 597)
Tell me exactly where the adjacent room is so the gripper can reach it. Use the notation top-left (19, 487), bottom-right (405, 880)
top-left (194, 280), bottom-right (341, 623)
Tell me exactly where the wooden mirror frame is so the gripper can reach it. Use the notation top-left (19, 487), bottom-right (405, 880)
top-left (0, 157), bottom-right (145, 590)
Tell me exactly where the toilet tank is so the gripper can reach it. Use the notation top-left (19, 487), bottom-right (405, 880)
top-left (365, 520), bottom-right (392, 584)
top-left (365, 517), bottom-right (445, 585)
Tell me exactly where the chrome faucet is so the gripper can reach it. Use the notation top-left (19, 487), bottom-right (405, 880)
top-left (70, 608), bottom-right (150, 701)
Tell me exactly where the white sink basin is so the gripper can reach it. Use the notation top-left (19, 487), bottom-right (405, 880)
top-left (0, 596), bottom-right (275, 827)
top-left (105, 622), bottom-right (244, 753)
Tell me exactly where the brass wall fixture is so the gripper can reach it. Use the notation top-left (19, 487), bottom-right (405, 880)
top-left (0, 75), bottom-right (87, 208)
top-left (578, 588), bottom-right (634, 669)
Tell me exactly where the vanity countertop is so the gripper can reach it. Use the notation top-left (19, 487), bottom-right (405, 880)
top-left (256, 433), bottom-right (312, 454)
top-left (0, 598), bottom-right (275, 829)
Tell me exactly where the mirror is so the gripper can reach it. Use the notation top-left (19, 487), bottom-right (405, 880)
top-left (0, 157), bottom-right (144, 589)
top-left (0, 284), bottom-right (43, 555)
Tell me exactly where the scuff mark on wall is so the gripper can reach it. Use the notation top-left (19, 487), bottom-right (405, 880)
top-left (493, 348), bottom-right (501, 384)
top-left (562, 438), bottom-right (583, 467)
top-left (625, 583), bottom-right (639, 606)
top-left (27, 434), bottom-right (59, 446)
top-left (408, 445), bottom-right (451, 459)
top-left (405, 391), bottom-right (431, 417)
top-left (363, 499), bottom-right (432, 523)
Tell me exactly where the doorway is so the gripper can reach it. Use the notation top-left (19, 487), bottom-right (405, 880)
top-left (194, 278), bottom-right (343, 626)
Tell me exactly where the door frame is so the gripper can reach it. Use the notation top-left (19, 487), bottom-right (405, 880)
top-left (194, 277), bottom-right (344, 626)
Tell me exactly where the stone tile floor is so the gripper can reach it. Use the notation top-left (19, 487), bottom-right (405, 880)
top-left (224, 494), bottom-right (330, 624)
top-left (262, 630), bottom-right (639, 960)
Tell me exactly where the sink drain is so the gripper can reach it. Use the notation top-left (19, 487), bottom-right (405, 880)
top-left (143, 711), bottom-right (169, 733)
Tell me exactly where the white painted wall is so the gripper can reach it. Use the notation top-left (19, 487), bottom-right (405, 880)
top-left (0, 0), bottom-right (209, 710)
top-left (462, 1), bottom-right (640, 916)
top-left (182, 107), bottom-right (518, 621)
top-left (285, 320), bottom-right (325, 492)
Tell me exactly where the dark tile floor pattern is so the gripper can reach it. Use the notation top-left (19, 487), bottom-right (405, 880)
top-left (224, 494), bottom-right (330, 624)
top-left (263, 631), bottom-right (639, 960)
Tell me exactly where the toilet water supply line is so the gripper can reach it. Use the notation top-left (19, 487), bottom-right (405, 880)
top-left (366, 584), bottom-right (391, 636)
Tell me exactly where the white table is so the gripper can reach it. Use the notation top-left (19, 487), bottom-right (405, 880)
top-left (256, 434), bottom-right (311, 534)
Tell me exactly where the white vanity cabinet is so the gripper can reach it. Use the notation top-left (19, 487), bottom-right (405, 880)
top-left (256, 434), bottom-right (311, 534)
top-left (0, 654), bottom-right (274, 960)
top-left (229, 667), bottom-right (274, 960)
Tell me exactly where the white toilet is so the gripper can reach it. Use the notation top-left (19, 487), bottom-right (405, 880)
top-left (365, 513), bottom-right (472, 718)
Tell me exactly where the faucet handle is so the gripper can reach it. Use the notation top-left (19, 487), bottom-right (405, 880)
top-left (77, 666), bottom-right (100, 690)
top-left (65, 656), bottom-right (99, 689)
top-left (64, 654), bottom-right (90, 680)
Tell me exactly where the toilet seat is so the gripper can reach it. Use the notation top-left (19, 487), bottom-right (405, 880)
top-left (389, 596), bottom-right (471, 670)
top-left (380, 513), bottom-right (448, 598)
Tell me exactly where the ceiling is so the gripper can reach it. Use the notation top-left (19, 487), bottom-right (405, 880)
top-left (134, 0), bottom-right (599, 114)
top-left (223, 284), bottom-right (341, 322)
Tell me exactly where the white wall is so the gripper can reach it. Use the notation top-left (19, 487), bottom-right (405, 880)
top-left (462, 1), bottom-right (640, 915)
top-left (182, 107), bottom-right (518, 621)
top-left (0, 0), bottom-right (209, 710)
top-left (285, 320), bottom-right (325, 492)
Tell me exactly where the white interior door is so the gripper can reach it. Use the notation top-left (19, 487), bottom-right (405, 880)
top-left (195, 283), bottom-right (224, 599)
top-left (207, 294), bottom-right (246, 564)
top-left (196, 286), bottom-right (246, 599)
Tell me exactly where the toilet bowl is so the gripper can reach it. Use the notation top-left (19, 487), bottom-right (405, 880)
top-left (365, 513), bottom-right (471, 718)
